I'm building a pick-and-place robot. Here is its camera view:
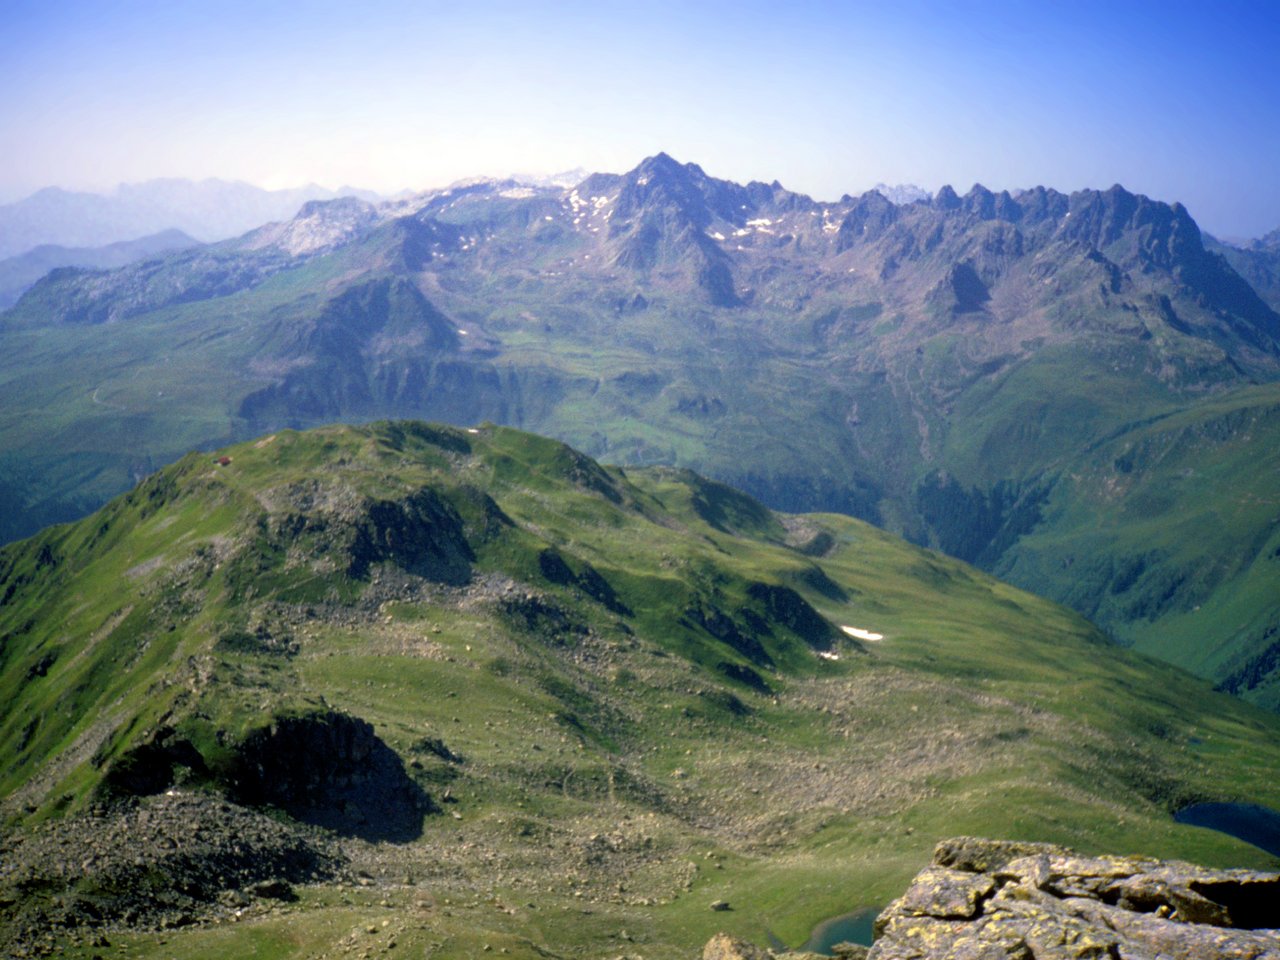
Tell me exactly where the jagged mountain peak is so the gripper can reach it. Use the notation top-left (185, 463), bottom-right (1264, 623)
top-left (632, 151), bottom-right (709, 183)
top-left (1059, 184), bottom-right (1206, 265)
top-left (591, 154), bottom-right (746, 305)
top-left (835, 190), bottom-right (901, 249)
top-left (956, 183), bottom-right (1022, 221)
top-left (934, 184), bottom-right (963, 210)
top-left (612, 153), bottom-right (768, 230)
top-left (616, 153), bottom-right (719, 221)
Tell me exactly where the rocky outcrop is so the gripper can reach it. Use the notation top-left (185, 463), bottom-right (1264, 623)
top-left (871, 837), bottom-right (1280, 959)
top-left (232, 710), bottom-right (435, 842)
top-left (703, 838), bottom-right (1280, 959)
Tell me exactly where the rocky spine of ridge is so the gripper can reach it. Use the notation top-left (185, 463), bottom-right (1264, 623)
top-left (704, 837), bottom-right (1280, 960)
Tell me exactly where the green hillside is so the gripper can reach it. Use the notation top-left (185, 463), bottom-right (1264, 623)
top-left (2, 421), bottom-right (1278, 959)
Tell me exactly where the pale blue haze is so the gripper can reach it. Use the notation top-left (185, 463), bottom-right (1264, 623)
top-left (2, 0), bottom-right (1278, 237)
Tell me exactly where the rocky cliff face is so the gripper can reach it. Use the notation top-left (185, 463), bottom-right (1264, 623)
top-left (705, 837), bottom-right (1280, 960)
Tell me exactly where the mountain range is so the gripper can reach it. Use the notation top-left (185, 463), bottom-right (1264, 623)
top-left (2, 153), bottom-right (1279, 710)
top-left (0, 229), bottom-right (201, 308)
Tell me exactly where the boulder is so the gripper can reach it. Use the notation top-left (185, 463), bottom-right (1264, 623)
top-left (702, 932), bottom-right (770, 960)
top-left (700, 838), bottom-right (1280, 960)
top-left (870, 837), bottom-right (1280, 959)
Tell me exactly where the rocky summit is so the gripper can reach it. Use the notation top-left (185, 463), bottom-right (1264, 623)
top-left (706, 837), bottom-right (1280, 959)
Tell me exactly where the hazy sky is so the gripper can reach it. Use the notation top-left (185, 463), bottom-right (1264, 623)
top-left (3, 0), bottom-right (1279, 237)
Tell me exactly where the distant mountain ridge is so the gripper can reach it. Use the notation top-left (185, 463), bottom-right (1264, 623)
top-left (2, 153), bottom-right (1280, 707)
top-left (1207, 232), bottom-right (1280, 314)
top-left (0, 229), bottom-right (200, 308)
top-left (873, 182), bottom-right (931, 205)
top-left (0, 179), bottom-right (385, 260)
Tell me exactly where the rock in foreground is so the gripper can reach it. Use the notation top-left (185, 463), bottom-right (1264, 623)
top-left (707, 837), bottom-right (1280, 960)
top-left (874, 837), bottom-right (1280, 959)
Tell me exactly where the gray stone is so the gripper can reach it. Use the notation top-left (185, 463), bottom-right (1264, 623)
top-left (702, 933), bottom-right (769, 960)
top-left (702, 838), bottom-right (1280, 960)
top-left (868, 837), bottom-right (1280, 960)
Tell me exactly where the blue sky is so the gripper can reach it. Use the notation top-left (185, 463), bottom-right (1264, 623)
top-left (3, 0), bottom-right (1279, 237)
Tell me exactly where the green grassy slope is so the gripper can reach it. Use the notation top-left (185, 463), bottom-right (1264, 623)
top-left (2, 421), bottom-right (1278, 959)
top-left (991, 383), bottom-right (1280, 705)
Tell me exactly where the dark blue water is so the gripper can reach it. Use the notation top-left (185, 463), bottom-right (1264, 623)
top-left (1175, 802), bottom-right (1280, 858)
top-left (798, 906), bottom-right (879, 954)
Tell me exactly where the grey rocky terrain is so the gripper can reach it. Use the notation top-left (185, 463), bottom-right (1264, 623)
top-left (0, 791), bottom-right (344, 956)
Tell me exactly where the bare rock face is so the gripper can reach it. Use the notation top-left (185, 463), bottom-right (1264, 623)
top-left (231, 710), bottom-right (435, 842)
top-left (868, 837), bottom-right (1280, 960)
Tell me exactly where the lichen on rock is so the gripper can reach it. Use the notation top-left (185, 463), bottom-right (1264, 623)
top-left (703, 837), bottom-right (1280, 960)
top-left (872, 837), bottom-right (1280, 959)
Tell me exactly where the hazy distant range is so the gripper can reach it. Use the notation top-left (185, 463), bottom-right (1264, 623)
top-left (0, 179), bottom-right (388, 261)
top-left (0, 175), bottom-right (1013, 310)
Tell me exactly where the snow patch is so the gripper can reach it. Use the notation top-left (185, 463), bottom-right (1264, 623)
top-left (841, 626), bottom-right (883, 641)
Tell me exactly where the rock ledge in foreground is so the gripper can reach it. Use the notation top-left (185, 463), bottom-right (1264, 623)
top-left (706, 837), bottom-right (1280, 960)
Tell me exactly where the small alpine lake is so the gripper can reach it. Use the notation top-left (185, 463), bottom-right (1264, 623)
top-left (1174, 802), bottom-right (1280, 858)
top-left (797, 905), bottom-right (879, 954)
